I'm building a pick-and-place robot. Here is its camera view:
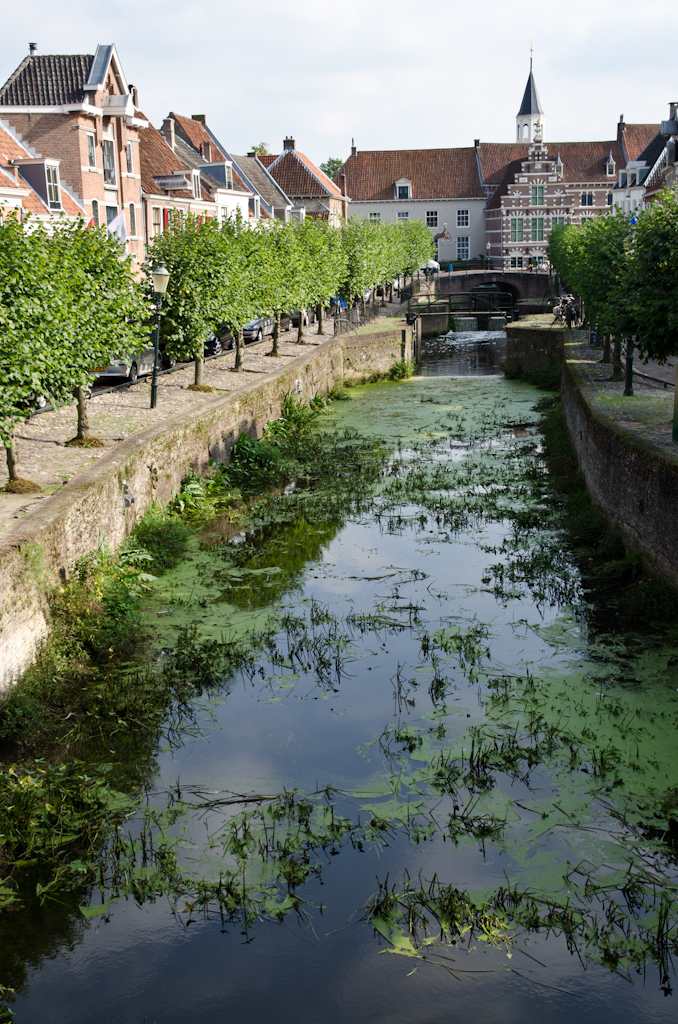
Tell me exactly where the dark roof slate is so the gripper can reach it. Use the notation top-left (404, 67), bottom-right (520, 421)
top-left (0, 54), bottom-right (94, 106)
top-left (227, 154), bottom-right (291, 208)
top-left (517, 66), bottom-right (543, 116)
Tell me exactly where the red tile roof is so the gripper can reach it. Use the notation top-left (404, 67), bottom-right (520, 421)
top-left (169, 112), bottom-right (227, 161)
top-left (479, 140), bottom-right (628, 188)
top-left (339, 147), bottom-right (483, 200)
top-left (138, 118), bottom-right (214, 201)
top-left (266, 150), bottom-right (343, 197)
top-left (620, 123), bottom-right (660, 161)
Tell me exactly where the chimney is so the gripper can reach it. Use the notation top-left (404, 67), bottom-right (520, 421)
top-left (29, 43), bottom-right (37, 56)
top-left (340, 172), bottom-right (347, 196)
top-left (162, 118), bottom-right (176, 152)
top-left (283, 136), bottom-right (295, 151)
top-left (192, 114), bottom-right (206, 124)
top-left (474, 138), bottom-right (480, 148)
top-left (247, 151), bottom-right (256, 158)
top-left (351, 137), bottom-right (356, 157)
top-left (203, 141), bottom-right (211, 161)
top-left (128, 83), bottom-right (138, 107)
top-left (670, 102), bottom-right (678, 119)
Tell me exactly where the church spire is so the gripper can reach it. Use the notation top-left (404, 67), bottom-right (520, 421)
top-left (516, 49), bottom-right (545, 143)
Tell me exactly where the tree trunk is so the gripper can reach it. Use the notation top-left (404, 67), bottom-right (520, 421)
top-left (75, 386), bottom-right (89, 440)
top-left (612, 337), bottom-right (622, 380)
top-left (601, 335), bottom-right (611, 364)
top-left (194, 355), bottom-right (204, 385)
top-left (297, 311), bottom-right (305, 345)
top-left (316, 303), bottom-right (325, 336)
top-left (234, 329), bottom-right (244, 370)
top-left (270, 311), bottom-right (281, 356)
top-left (381, 285), bottom-right (386, 308)
top-left (5, 439), bottom-right (18, 481)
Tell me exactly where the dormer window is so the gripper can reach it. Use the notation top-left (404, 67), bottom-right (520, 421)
top-left (192, 171), bottom-right (201, 200)
top-left (225, 164), bottom-right (233, 189)
top-left (555, 161), bottom-right (563, 174)
top-left (46, 164), bottom-right (61, 210)
top-left (606, 161), bottom-right (615, 176)
top-left (395, 177), bottom-right (411, 200)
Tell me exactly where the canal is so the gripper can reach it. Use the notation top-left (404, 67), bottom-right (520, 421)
top-left (3, 333), bottom-right (678, 1023)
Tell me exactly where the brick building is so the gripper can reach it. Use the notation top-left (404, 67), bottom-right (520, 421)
top-left (0, 120), bottom-right (85, 223)
top-left (0, 43), bottom-right (147, 261)
top-left (261, 139), bottom-right (348, 224)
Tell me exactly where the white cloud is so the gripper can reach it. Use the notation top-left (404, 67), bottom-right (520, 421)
top-left (1, 0), bottom-right (674, 165)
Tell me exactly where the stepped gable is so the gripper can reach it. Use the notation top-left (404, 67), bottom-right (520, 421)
top-left (480, 139), bottom-right (626, 188)
top-left (340, 147), bottom-right (483, 200)
top-left (0, 54), bottom-right (94, 106)
top-left (138, 118), bottom-right (194, 200)
top-left (267, 149), bottom-right (342, 197)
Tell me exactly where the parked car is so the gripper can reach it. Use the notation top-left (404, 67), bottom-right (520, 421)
top-left (242, 317), bottom-right (275, 342)
top-left (90, 344), bottom-right (156, 382)
top-left (204, 329), bottom-right (234, 356)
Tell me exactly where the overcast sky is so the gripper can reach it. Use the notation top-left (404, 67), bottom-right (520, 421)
top-left (2, 0), bottom-right (676, 165)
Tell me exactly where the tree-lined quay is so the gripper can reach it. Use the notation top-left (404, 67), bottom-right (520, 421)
top-left (0, 213), bottom-right (433, 489)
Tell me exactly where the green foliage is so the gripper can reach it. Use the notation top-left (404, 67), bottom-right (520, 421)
top-left (132, 505), bottom-right (192, 572)
top-left (319, 157), bottom-right (344, 179)
top-left (388, 360), bottom-right (415, 380)
top-left (250, 142), bottom-right (269, 156)
top-left (626, 186), bottom-right (678, 361)
top-left (222, 434), bottom-right (284, 492)
top-left (0, 215), bottom-right (149, 445)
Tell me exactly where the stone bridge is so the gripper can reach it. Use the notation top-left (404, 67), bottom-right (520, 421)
top-left (437, 270), bottom-right (555, 305)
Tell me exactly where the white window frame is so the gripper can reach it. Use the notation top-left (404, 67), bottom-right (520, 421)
top-left (87, 133), bottom-right (96, 169)
top-left (510, 217), bottom-right (524, 242)
top-left (457, 209), bottom-right (469, 227)
top-left (397, 211), bottom-right (409, 221)
top-left (102, 138), bottom-right (116, 186)
top-left (129, 202), bottom-right (137, 237)
top-left (397, 184), bottom-right (410, 199)
top-left (91, 199), bottom-right (100, 227)
top-left (530, 217), bottom-right (544, 241)
top-left (456, 236), bottom-right (470, 260)
top-left (192, 171), bottom-right (201, 200)
top-left (426, 210), bottom-right (438, 228)
top-left (369, 212), bottom-right (380, 221)
top-left (126, 141), bottom-right (134, 175)
top-left (45, 163), bottom-right (61, 210)
top-left (531, 186), bottom-right (544, 206)
top-left (152, 206), bottom-right (162, 236)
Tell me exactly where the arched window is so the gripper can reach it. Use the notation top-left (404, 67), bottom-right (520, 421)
top-left (91, 199), bottom-right (99, 227)
top-left (523, 123), bottom-right (529, 140)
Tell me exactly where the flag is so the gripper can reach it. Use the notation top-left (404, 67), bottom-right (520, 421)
top-left (107, 209), bottom-right (127, 243)
top-left (86, 217), bottom-right (95, 229)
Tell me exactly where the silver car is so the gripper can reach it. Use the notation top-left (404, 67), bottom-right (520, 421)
top-left (91, 345), bottom-right (156, 382)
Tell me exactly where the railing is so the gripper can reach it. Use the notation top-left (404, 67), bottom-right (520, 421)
top-left (333, 300), bottom-right (382, 336)
top-left (407, 291), bottom-right (514, 317)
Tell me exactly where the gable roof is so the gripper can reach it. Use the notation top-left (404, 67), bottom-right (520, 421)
top-left (340, 148), bottom-right (483, 200)
top-left (138, 118), bottom-right (200, 200)
top-left (478, 139), bottom-right (629, 188)
top-left (226, 154), bottom-right (291, 210)
top-left (169, 112), bottom-right (227, 161)
top-left (266, 149), bottom-right (343, 197)
top-left (517, 65), bottom-right (544, 116)
top-left (0, 54), bottom-right (94, 106)
top-left (620, 123), bottom-right (660, 161)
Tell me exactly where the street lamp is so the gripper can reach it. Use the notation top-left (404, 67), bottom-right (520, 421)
top-left (486, 241), bottom-right (491, 269)
top-left (150, 263), bottom-right (170, 410)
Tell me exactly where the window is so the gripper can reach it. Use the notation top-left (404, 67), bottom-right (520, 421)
top-left (102, 138), bottom-right (116, 185)
top-left (46, 164), bottom-right (60, 209)
top-left (606, 162), bottom-right (615, 176)
top-left (369, 212), bottom-right (380, 221)
top-left (620, 172), bottom-right (627, 187)
top-left (457, 236), bottom-right (469, 260)
top-left (397, 211), bottom-right (409, 220)
top-left (87, 133), bottom-right (96, 168)
top-left (192, 172), bottom-right (201, 200)
top-left (607, 193), bottom-right (613, 206)
top-left (126, 141), bottom-right (133, 174)
top-left (581, 192), bottom-right (594, 206)
top-left (224, 165), bottom-right (233, 188)
top-left (105, 205), bottom-right (118, 225)
top-left (457, 209), bottom-right (469, 227)
top-left (397, 185), bottom-right (409, 199)
top-left (531, 186), bottom-right (544, 206)
top-left (552, 216), bottom-right (565, 227)
top-left (555, 162), bottom-right (563, 175)
top-left (510, 256), bottom-right (524, 268)
top-left (91, 199), bottom-right (99, 227)
top-left (531, 217), bottom-right (544, 241)
top-left (129, 203), bottom-right (137, 237)
top-left (152, 206), bottom-right (162, 236)
top-left (510, 217), bottom-right (524, 242)
top-left (426, 210), bottom-right (438, 228)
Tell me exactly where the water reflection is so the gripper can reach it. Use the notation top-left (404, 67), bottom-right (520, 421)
top-left (420, 329), bottom-right (506, 376)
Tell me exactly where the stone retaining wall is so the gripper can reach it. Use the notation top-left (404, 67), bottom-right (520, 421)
top-left (504, 323), bottom-right (566, 377)
top-left (561, 358), bottom-right (678, 584)
top-left (0, 325), bottom-right (412, 686)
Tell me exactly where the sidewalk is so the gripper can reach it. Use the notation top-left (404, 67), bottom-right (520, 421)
top-left (565, 330), bottom-right (677, 459)
top-left (0, 309), bottom-right (404, 537)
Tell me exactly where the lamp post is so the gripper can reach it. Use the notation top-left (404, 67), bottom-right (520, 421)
top-left (486, 241), bottom-right (491, 270)
top-left (623, 336), bottom-right (635, 397)
top-left (150, 262), bottom-right (170, 410)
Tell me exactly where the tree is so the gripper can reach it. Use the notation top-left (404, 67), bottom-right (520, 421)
top-left (0, 215), bottom-right (148, 488)
top-left (320, 158), bottom-right (344, 180)
top-left (626, 187), bottom-right (678, 363)
top-left (250, 143), bottom-right (269, 156)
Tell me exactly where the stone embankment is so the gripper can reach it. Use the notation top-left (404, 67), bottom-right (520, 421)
top-left (0, 320), bottom-right (413, 685)
top-left (507, 316), bottom-right (678, 584)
